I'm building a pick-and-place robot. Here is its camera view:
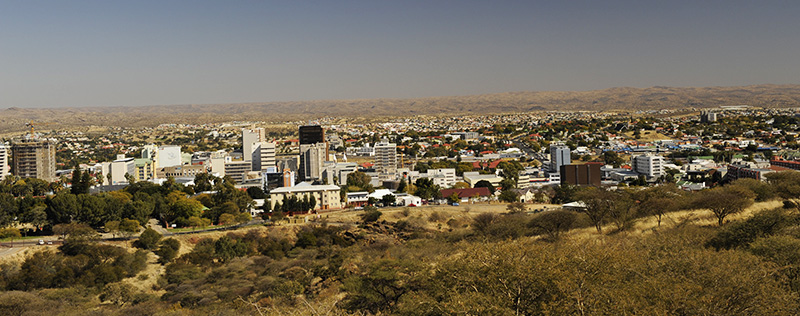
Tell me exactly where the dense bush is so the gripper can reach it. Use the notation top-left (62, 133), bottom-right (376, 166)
top-left (706, 208), bottom-right (795, 250)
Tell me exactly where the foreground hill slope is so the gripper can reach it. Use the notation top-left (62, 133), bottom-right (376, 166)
top-left (2, 84), bottom-right (799, 133)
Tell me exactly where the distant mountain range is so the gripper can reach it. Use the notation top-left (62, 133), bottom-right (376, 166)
top-left (2, 84), bottom-right (799, 134)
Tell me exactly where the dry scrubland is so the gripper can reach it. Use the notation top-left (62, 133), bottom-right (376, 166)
top-left (0, 200), bottom-right (799, 315)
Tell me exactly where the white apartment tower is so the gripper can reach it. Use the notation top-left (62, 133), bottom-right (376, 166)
top-left (631, 154), bottom-right (665, 178)
top-left (0, 144), bottom-right (8, 181)
top-left (374, 139), bottom-right (397, 176)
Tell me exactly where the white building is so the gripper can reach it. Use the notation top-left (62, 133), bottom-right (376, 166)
top-left (462, 171), bottom-right (503, 189)
top-left (101, 155), bottom-right (135, 185)
top-left (409, 168), bottom-right (457, 188)
top-left (322, 162), bottom-right (358, 186)
top-left (374, 139), bottom-right (397, 177)
top-left (631, 154), bottom-right (665, 178)
top-left (269, 182), bottom-right (342, 211)
top-left (157, 145), bottom-right (182, 168)
top-left (242, 127), bottom-right (265, 164)
top-left (549, 145), bottom-right (571, 174)
top-left (255, 142), bottom-right (277, 172)
top-left (0, 144), bottom-right (8, 181)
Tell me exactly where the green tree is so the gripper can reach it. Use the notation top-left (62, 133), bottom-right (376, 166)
top-left (155, 238), bottom-right (181, 264)
top-left (694, 185), bottom-right (756, 226)
top-left (528, 210), bottom-right (576, 241)
top-left (218, 213), bottom-right (235, 225)
top-left (414, 178), bottom-right (441, 200)
top-left (340, 259), bottom-right (421, 314)
top-left (381, 194), bottom-right (396, 206)
top-left (575, 187), bottom-right (615, 233)
top-left (447, 192), bottom-right (460, 205)
top-left (105, 220), bottom-right (120, 239)
top-left (347, 171), bottom-right (374, 192)
top-left (499, 190), bottom-right (519, 203)
top-left (118, 219), bottom-right (140, 240)
top-left (474, 180), bottom-right (495, 193)
top-left (134, 227), bottom-right (162, 250)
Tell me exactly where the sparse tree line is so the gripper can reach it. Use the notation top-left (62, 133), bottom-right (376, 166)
top-left (0, 172), bottom-right (258, 239)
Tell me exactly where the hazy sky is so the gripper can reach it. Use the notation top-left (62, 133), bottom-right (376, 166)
top-left (1, 1), bottom-right (798, 108)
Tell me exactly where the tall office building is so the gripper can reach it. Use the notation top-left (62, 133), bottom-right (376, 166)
top-left (0, 144), bottom-right (8, 181)
top-left (11, 139), bottom-right (56, 182)
top-left (254, 142), bottom-right (277, 172)
top-left (374, 139), bottom-right (397, 176)
top-left (299, 143), bottom-right (326, 182)
top-left (242, 127), bottom-right (265, 164)
top-left (299, 125), bottom-right (325, 145)
top-left (549, 145), bottom-right (571, 174)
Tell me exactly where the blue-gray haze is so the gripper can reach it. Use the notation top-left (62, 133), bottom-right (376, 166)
top-left (1, 0), bottom-right (798, 108)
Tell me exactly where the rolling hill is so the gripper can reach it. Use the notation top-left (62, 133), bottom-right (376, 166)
top-left (2, 84), bottom-right (799, 134)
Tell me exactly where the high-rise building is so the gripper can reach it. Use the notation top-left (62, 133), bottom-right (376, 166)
top-left (242, 127), bottom-right (265, 164)
top-left (374, 139), bottom-right (397, 176)
top-left (700, 111), bottom-right (718, 123)
top-left (299, 125), bottom-right (325, 145)
top-left (299, 143), bottom-right (326, 181)
top-left (549, 145), bottom-right (571, 174)
top-left (0, 144), bottom-right (8, 181)
top-left (11, 139), bottom-right (56, 182)
top-left (255, 142), bottom-right (276, 172)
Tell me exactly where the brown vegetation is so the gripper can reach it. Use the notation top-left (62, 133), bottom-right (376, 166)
top-left (2, 84), bottom-right (800, 133)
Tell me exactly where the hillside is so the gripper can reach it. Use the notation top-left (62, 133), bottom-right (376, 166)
top-left (1, 84), bottom-right (799, 133)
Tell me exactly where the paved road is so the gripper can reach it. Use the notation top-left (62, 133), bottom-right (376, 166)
top-left (0, 246), bottom-right (24, 258)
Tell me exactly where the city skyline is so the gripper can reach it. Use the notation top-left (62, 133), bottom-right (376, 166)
top-left (2, 1), bottom-right (799, 108)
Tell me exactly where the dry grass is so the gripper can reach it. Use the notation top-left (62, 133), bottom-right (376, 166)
top-left (569, 200), bottom-right (784, 241)
top-left (622, 130), bottom-right (673, 142)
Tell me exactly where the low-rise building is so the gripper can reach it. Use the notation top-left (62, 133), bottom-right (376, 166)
top-left (269, 182), bottom-right (342, 211)
top-left (631, 154), bottom-right (664, 178)
top-left (560, 163), bottom-right (602, 186)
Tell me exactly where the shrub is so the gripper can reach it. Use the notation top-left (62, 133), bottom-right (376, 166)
top-left (361, 207), bottom-right (382, 223)
top-left (528, 210), bottom-right (577, 241)
top-left (133, 228), bottom-right (162, 250)
top-left (706, 208), bottom-right (794, 250)
top-left (156, 238), bottom-right (181, 264)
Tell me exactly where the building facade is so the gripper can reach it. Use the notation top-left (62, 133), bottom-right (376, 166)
top-left (631, 154), bottom-right (665, 178)
top-left (299, 143), bottom-right (326, 182)
top-left (0, 144), bottom-right (8, 181)
top-left (11, 139), bottom-right (56, 182)
top-left (157, 145), bottom-right (182, 168)
top-left (374, 140), bottom-right (397, 177)
top-left (242, 127), bottom-right (265, 166)
top-left (255, 142), bottom-right (276, 172)
top-left (299, 125), bottom-right (325, 145)
top-left (269, 182), bottom-right (342, 211)
top-left (560, 163), bottom-right (602, 186)
top-left (549, 145), bottom-right (571, 174)
top-left (224, 160), bottom-right (252, 184)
